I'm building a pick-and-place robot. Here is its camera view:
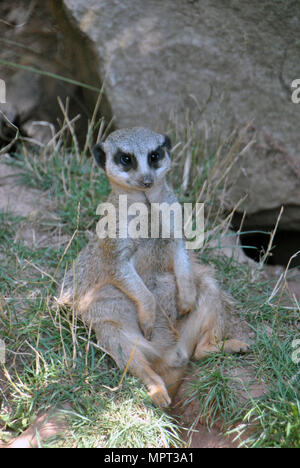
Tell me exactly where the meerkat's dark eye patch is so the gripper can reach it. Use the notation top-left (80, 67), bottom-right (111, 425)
top-left (163, 135), bottom-right (171, 151)
top-left (148, 146), bottom-right (165, 168)
top-left (114, 150), bottom-right (137, 171)
top-left (93, 143), bottom-right (106, 169)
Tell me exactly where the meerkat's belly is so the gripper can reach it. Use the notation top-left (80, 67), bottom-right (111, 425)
top-left (132, 238), bottom-right (173, 275)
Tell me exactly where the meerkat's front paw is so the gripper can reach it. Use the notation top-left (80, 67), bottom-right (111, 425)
top-left (178, 281), bottom-right (197, 315)
top-left (140, 317), bottom-right (155, 341)
top-left (138, 296), bottom-right (157, 340)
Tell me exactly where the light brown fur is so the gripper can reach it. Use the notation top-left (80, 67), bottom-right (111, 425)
top-left (57, 128), bottom-right (249, 407)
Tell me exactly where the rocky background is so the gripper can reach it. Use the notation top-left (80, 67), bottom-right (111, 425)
top-left (0, 0), bottom-right (299, 265)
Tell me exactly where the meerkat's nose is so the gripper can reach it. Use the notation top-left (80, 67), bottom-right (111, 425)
top-left (140, 175), bottom-right (154, 188)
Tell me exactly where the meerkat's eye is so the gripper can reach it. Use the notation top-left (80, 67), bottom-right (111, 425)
top-left (114, 150), bottom-right (137, 171)
top-left (150, 152), bottom-right (160, 163)
top-left (148, 148), bottom-right (164, 167)
top-left (120, 154), bottom-right (132, 166)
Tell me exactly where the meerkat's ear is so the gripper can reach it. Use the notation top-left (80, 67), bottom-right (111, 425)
top-left (93, 143), bottom-right (106, 169)
top-left (163, 134), bottom-right (172, 151)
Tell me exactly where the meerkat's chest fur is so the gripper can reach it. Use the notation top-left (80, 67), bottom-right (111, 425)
top-left (100, 190), bottom-right (176, 274)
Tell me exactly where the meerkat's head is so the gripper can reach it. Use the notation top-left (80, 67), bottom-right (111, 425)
top-left (93, 127), bottom-right (171, 191)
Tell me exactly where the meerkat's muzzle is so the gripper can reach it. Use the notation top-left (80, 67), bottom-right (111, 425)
top-left (140, 175), bottom-right (154, 188)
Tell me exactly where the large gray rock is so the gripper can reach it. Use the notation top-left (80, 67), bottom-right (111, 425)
top-left (228, 130), bottom-right (300, 231)
top-left (1, 0), bottom-right (300, 233)
top-left (58, 0), bottom-right (300, 230)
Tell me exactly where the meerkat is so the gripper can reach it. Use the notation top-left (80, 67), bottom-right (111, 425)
top-left (58, 127), bottom-right (249, 407)
top-left (91, 127), bottom-right (196, 340)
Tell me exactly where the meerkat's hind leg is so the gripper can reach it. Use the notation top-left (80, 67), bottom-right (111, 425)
top-left (192, 266), bottom-right (250, 360)
top-left (93, 319), bottom-right (171, 407)
top-left (164, 282), bottom-right (225, 368)
top-left (192, 304), bottom-right (251, 360)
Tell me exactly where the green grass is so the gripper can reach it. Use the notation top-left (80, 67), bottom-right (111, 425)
top-left (6, 147), bottom-right (110, 236)
top-left (0, 120), bottom-right (299, 447)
